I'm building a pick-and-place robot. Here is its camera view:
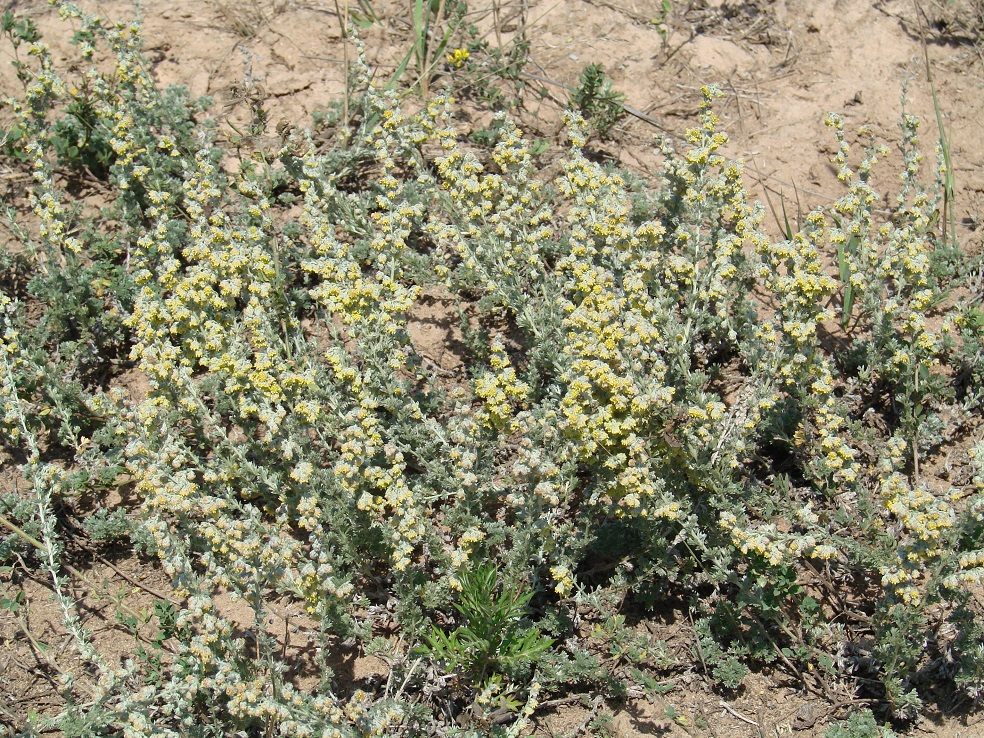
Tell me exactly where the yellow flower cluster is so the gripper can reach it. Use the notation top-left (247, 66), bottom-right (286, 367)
top-left (424, 98), bottom-right (553, 302)
top-left (298, 84), bottom-right (438, 575)
top-left (448, 526), bottom-right (487, 580)
top-left (719, 510), bottom-right (834, 567)
top-left (446, 46), bottom-right (470, 68)
top-left (756, 208), bottom-right (857, 484)
top-left (129, 147), bottom-right (317, 440)
top-left (811, 368), bottom-right (858, 483)
top-left (879, 470), bottom-right (956, 606)
top-left (337, 412), bottom-right (427, 572)
top-left (550, 564), bottom-right (575, 596)
top-left (825, 112), bottom-right (944, 406)
top-left (474, 337), bottom-right (531, 429)
top-left (117, 121), bottom-right (361, 719)
top-left (551, 116), bottom-right (682, 514)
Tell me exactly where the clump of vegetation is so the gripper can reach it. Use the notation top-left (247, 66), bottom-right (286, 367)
top-left (0, 2), bottom-right (982, 736)
top-left (568, 63), bottom-right (626, 138)
top-left (824, 709), bottom-right (898, 738)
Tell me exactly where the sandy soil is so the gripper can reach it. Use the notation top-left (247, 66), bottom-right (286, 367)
top-left (1, 0), bottom-right (983, 735)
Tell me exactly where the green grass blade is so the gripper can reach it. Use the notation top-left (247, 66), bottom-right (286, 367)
top-left (839, 234), bottom-right (856, 329)
top-left (930, 80), bottom-right (956, 249)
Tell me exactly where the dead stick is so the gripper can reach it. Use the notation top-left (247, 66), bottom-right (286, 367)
top-left (719, 700), bottom-right (759, 727)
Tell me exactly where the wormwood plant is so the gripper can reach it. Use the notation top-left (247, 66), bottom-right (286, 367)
top-left (0, 3), bottom-right (983, 736)
top-left (417, 565), bottom-right (552, 714)
top-left (424, 568), bottom-right (552, 680)
top-left (824, 708), bottom-right (898, 738)
top-left (568, 63), bottom-right (626, 138)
